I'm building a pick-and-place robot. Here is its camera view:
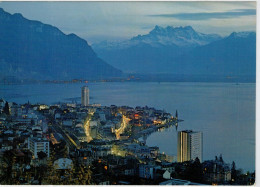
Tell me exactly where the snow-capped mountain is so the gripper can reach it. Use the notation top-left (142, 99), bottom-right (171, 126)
top-left (131, 25), bottom-right (222, 47)
top-left (93, 25), bottom-right (222, 50)
top-left (92, 26), bottom-right (255, 78)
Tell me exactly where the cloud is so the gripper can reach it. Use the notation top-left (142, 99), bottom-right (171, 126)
top-left (149, 9), bottom-right (256, 20)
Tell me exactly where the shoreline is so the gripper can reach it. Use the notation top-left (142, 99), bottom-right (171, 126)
top-left (129, 119), bottom-right (183, 141)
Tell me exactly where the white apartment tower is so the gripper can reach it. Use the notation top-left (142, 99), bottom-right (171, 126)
top-left (28, 137), bottom-right (50, 159)
top-left (177, 130), bottom-right (203, 162)
top-left (81, 86), bottom-right (89, 106)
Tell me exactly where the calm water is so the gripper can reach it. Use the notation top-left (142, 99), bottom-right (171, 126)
top-left (0, 82), bottom-right (255, 172)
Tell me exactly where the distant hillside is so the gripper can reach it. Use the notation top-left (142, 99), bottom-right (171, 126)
top-left (92, 26), bottom-right (223, 73)
top-left (93, 26), bottom-right (255, 80)
top-left (0, 8), bottom-right (123, 81)
top-left (94, 26), bottom-right (222, 49)
top-left (167, 31), bottom-right (256, 77)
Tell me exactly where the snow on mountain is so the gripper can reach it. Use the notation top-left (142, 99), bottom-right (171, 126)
top-left (93, 25), bottom-right (222, 49)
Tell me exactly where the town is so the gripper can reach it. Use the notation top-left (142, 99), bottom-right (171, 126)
top-left (0, 86), bottom-right (255, 185)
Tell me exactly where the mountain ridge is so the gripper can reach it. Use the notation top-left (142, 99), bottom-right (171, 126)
top-left (0, 8), bottom-right (255, 82)
top-left (92, 25), bottom-right (255, 78)
top-left (93, 25), bottom-right (223, 49)
top-left (163, 31), bottom-right (256, 76)
top-left (0, 8), bottom-right (123, 81)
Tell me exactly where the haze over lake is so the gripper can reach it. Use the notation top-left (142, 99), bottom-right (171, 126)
top-left (0, 82), bottom-right (255, 172)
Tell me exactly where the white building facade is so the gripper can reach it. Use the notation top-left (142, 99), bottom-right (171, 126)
top-left (28, 137), bottom-right (50, 159)
top-left (177, 130), bottom-right (203, 162)
top-left (81, 86), bottom-right (89, 106)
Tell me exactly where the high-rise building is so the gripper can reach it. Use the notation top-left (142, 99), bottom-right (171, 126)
top-left (81, 86), bottom-right (89, 106)
top-left (28, 137), bottom-right (50, 159)
top-left (177, 130), bottom-right (203, 162)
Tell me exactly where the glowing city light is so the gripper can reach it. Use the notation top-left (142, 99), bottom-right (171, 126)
top-left (83, 111), bottom-right (94, 143)
top-left (115, 115), bottom-right (130, 140)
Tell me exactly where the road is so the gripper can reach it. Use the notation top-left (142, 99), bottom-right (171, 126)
top-left (51, 123), bottom-right (80, 150)
top-left (115, 115), bottom-right (130, 140)
top-left (83, 112), bottom-right (94, 143)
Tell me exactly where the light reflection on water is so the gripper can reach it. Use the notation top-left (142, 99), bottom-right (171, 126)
top-left (0, 82), bottom-right (255, 172)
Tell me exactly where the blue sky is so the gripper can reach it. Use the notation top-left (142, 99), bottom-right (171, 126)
top-left (0, 1), bottom-right (256, 44)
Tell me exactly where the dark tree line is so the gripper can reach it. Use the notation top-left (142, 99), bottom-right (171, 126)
top-left (3, 101), bottom-right (10, 115)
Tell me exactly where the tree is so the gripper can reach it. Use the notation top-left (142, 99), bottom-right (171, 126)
top-left (231, 161), bottom-right (237, 183)
top-left (1, 150), bottom-right (15, 184)
top-left (37, 151), bottom-right (47, 160)
top-left (85, 168), bottom-right (92, 184)
top-left (3, 101), bottom-right (10, 115)
top-left (76, 165), bottom-right (92, 184)
top-left (184, 158), bottom-right (203, 183)
top-left (219, 154), bottom-right (223, 163)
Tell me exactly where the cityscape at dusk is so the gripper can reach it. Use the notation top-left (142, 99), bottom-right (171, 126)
top-left (0, 1), bottom-right (256, 185)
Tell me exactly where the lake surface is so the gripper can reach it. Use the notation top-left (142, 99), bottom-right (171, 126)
top-left (0, 82), bottom-right (255, 172)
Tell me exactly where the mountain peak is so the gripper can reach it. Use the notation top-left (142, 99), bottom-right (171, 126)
top-left (154, 25), bottom-right (162, 29)
top-left (150, 25), bottom-right (164, 34)
top-left (0, 8), bottom-right (23, 19)
top-left (13, 13), bottom-right (24, 19)
top-left (95, 25), bottom-right (223, 50)
top-left (150, 25), bottom-right (196, 35)
top-left (0, 7), bottom-right (10, 16)
top-left (229, 31), bottom-right (256, 39)
top-left (0, 8), bottom-right (123, 80)
top-left (183, 26), bottom-right (195, 31)
top-left (136, 25), bottom-right (222, 47)
top-left (184, 25), bottom-right (192, 29)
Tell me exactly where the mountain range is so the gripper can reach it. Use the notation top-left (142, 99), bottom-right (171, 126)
top-left (93, 26), bottom-right (256, 80)
top-left (0, 8), bottom-right (122, 81)
top-left (93, 26), bottom-right (222, 49)
top-left (0, 8), bottom-right (256, 82)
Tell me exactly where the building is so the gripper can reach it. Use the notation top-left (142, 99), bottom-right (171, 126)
top-left (177, 130), bottom-right (203, 162)
top-left (75, 149), bottom-right (93, 167)
top-left (53, 158), bottom-right (73, 170)
top-left (155, 169), bottom-right (171, 180)
top-left (202, 156), bottom-right (232, 184)
top-left (138, 164), bottom-right (161, 179)
top-left (81, 86), bottom-right (89, 106)
top-left (27, 137), bottom-right (50, 159)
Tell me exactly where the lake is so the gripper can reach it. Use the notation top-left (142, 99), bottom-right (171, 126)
top-left (0, 82), bottom-right (255, 172)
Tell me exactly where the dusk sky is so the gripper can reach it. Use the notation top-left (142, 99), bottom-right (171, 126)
top-left (0, 1), bottom-right (256, 44)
